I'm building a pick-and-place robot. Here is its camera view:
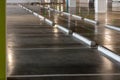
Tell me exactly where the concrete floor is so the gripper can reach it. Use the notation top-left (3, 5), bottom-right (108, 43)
top-left (7, 5), bottom-right (120, 80)
top-left (23, 4), bottom-right (120, 56)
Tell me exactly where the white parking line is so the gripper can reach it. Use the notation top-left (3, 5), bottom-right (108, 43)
top-left (7, 73), bottom-right (120, 78)
top-left (8, 47), bottom-right (90, 50)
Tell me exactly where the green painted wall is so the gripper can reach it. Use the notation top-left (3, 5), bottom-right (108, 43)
top-left (0, 0), bottom-right (6, 80)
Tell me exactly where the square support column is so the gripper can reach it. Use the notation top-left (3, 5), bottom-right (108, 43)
top-left (95, 0), bottom-right (107, 13)
top-left (67, 0), bottom-right (76, 7)
top-left (79, 0), bottom-right (89, 4)
top-left (79, 0), bottom-right (89, 7)
top-left (47, 0), bottom-right (51, 3)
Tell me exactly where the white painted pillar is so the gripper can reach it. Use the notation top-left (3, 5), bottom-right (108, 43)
top-left (68, 0), bottom-right (76, 7)
top-left (95, 0), bottom-right (107, 13)
top-left (69, 7), bottom-right (76, 14)
top-left (79, 0), bottom-right (89, 4)
top-left (46, 0), bottom-right (51, 3)
top-left (65, 0), bottom-right (76, 13)
top-left (79, 0), bottom-right (89, 7)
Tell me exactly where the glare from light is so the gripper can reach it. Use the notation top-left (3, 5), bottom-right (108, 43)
top-left (7, 49), bottom-right (14, 75)
top-left (103, 29), bottom-right (114, 50)
top-left (53, 28), bottom-right (59, 33)
top-left (101, 57), bottom-right (113, 71)
top-left (61, 4), bottom-right (64, 11)
top-left (54, 15), bottom-right (59, 24)
top-left (54, 25), bottom-right (58, 28)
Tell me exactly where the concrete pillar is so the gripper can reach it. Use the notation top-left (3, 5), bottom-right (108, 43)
top-left (79, 0), bottom-right (89, 7)
top-left (69, 7), bottom-right (76, 14)
top-left (95, 0), bottom-right (107, 13)
top-left (46, 0), bottom-right (51, 3)
top-left (65, 0), bottom-right (76, 12)
top-left (67, 0), bottom-right (76, 7)
top-left (108, 0), bottom-right (112, 7)
top-left (107, 0), bottom-right (112, 11)
top-left (63, 0), bottom-right (66, 11)
top-left (79, 0), bottom-right (89, 4)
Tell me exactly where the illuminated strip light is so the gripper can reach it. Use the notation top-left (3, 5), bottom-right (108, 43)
top-left (105, 25), bottom-right (120, 31)
top-left (55, 24), bottom-right (69, 33)
top-left (98, 46), bottom-right (120, 62)
top-left (84, 18), bottom-right (98, 24)
top-left (63, 12), bottom-right (71, 16)
top-left (33, 12), bottom-right (39, 17)
top-left (72, 33), bottom-right (95, 46)
top-left (45, 19), bottom-right (53, 25)
top-left (72, 15), bottom-right (82, 20)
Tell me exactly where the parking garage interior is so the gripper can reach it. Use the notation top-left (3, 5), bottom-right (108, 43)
top-left (6, 0), bottom-right (120, 80)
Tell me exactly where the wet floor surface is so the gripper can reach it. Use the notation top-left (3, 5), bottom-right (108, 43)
top-left (7, 5), bottom-right (120, 80)
top-left (22, 5), bottom-right (120, 55)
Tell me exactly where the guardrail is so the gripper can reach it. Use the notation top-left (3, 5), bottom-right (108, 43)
top-left (49, 8), bottom-right (54, 11)
top-left (55, 10), bottom-right (62, 13)
top-left (38, 15), bottom-right (44, 20)
top-left (72, 15), bottom-right (83, 20)
top-left (33, 12), bottom-right (39, 17)
top-left (72, 33), bottom-right (96, 46)
top-left (105, 25), bottom-right (120, 31)
top-left (62, 12), bottom-right (71, 16)
top-left (98, 46), bottom-right (120, 62)
top-left (45, 19), bottom-right (53, 26)
top-left (46, 7), bottom-right (98, 25)
top-left (84, 18), bottom-right (98, 25)
top-left (55, 24), bottom-right (69, 34)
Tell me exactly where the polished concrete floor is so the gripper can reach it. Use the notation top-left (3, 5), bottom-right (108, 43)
top-left (22, 4), bottom-right (120, 55)
top-left (7, 5), bottom-right (120, 80)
